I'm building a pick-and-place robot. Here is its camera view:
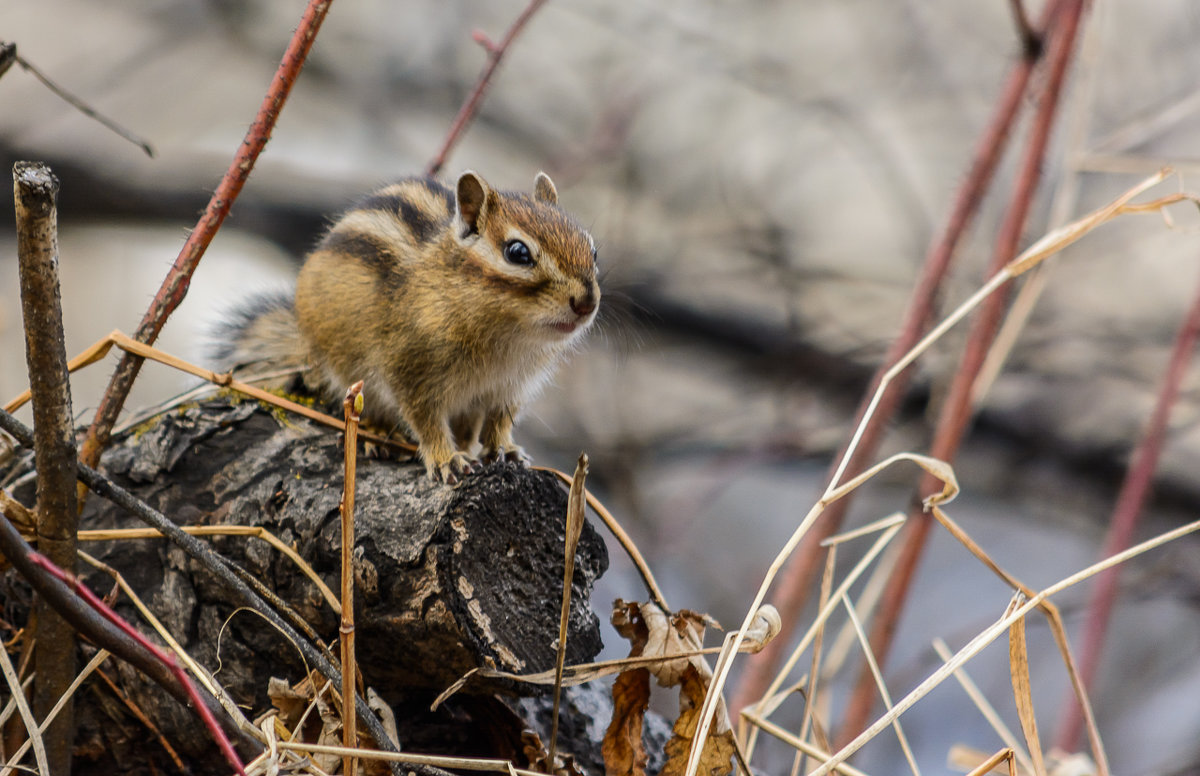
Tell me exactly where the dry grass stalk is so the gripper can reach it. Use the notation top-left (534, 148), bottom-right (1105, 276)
top-left (0, 649), bottom-right (110, 774)
top-left (932, 639), bottom-right (1033, 775)
top-left (740, 710), bottom-right (869, 776)
top-left (340, 381), bottom-right (364, 775)
top-left (548, 453), bottom-right (589, 768)
top-left (4, 329), bottom-right (408, 453)
top-left (272, 739), bottom-right (523, 772)
top-left (841, 596), bottom-right (920, 776)
top-left (712, 172), bottom-right (1192, 776)
top-left (963, 748), bottom-right (1017, 776)
top-left (733, 0), bottom-right (1060, 712)
top-left (0, 631), bottom-right (47, 774)
top-left (0, 673), bottom-right (33, 732)
top-left (792, 547), bottom-right (837, 776)
top-left (928, 505), bottom-right (1107, 775)
top-left (741, 516), bottom-right (903, 767)
top-left (744, 515), bottom-right (906, 728)
top-left (808, 515), bottom-right (1200, 776)
top-left (1006, 602), bottom-right (1046, 776)
top-left (544, 466), bottom-right (667, 609)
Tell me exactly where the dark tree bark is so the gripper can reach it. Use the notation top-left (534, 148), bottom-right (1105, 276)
top-left (7, 394), bottom-right (611, 773)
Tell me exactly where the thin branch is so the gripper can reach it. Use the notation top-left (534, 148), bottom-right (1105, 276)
top-left (14, 160), bottom-right (78, 772)
top-left (729, 0), bottom-right (1060, 715)
top-left (425, 0), bottom-right (550, 177)
top-left (78, 0), bottom-right (333, 472)
top-left (837, 0), bottom-right (1088, 746)
top-left (1, 43), bottom-right (155, 157)
top-left (1054, 248), bottom-right (1200, 750)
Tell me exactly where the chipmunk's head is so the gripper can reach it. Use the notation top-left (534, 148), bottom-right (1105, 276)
top-left (452, 170), bottom-right (599, 345)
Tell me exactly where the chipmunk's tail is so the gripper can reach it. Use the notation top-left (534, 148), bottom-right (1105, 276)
top-left (209, 290), bottom-right (310, 378)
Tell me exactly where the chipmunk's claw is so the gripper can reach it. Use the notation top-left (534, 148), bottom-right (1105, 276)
top-left (481, 444), bottom-right (531, 467)
top-left (435, 452), bottom-right (478, 485)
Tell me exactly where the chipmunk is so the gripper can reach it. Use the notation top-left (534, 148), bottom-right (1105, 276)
top-left (214, 171), bottom-right (600, 484)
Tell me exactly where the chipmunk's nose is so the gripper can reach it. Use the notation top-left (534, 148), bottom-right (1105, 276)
top-left (569, 291), bottom-right (597, 318)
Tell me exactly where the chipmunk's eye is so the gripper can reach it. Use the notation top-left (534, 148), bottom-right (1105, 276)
top-left (504, 240), bottom-right (534, 266)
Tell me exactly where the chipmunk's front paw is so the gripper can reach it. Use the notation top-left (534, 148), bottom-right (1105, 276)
top-left (482, 444), bottom-right (531, 467)
top-left (432, 452), bottom-right (479, 485)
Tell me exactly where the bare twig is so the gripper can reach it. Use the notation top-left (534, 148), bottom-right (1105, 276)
top-left (425, 0), bottom-right (550, 177)
top-left (340, 381), bottom-right (363, 775)
top-left (730, 0), bottom-right (1061, 715)
top-left (837, 0), bottom-right (1088, 745)
top-left (14, 160), bottom-right (77, 773)
top-left (78, 0), bottom-right (333, 472)
top-left (1054, 248), bottom-right (1200, 751)
top-left (548, 453), bottom-right (587, 769)
top-left (0, 42), bottom-right (154, 157)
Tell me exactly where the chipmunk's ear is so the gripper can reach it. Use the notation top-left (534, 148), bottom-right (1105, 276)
top-left (455, 171), bottom-right (492, 236)
top-left (533, 171), bottom-right (558, 205)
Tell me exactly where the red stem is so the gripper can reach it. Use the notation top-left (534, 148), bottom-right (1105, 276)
top-left (79, 0), bottom-right (333, 469)
top-left (729, 0), bottom-right (1059, 715)
top-left (1054, 253), bottom-right (1200, 750)
top-left (28, 553), bottom-right (246, 776)
top-left (425, 0), bottom-right (550, 177)
top-left (838, 0), bottom-right (1086, 746)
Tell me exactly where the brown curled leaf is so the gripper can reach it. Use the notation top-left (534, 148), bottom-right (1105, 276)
top-left (603, 665), bottom-right (651, 776)
top-left (606, 599), bottom-right (653, 776)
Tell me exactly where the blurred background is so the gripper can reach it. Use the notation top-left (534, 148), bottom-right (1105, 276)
top-left (4, 1), bottom-right (1200, 773)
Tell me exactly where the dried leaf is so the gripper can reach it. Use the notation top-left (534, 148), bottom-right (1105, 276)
top-left (266, 674), bottom-right (315, 732)
top-left (609, 601), bottom-right (733, 776)
top-left (612, 599), bottom-right (649, 652)
top-left (603, 666), bottom-right (651, 776)
top-left (661, 665), bottom-right (735, 776)
top-left (1009, 608), bottom-right (1046, 776)
top-left (742, 605), bottom-right (781, 653)
top-left (605, 600), bottom-right (652, 776)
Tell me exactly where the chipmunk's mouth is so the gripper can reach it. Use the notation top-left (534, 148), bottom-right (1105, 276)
top-left (551, 321), bottom-right (579, 334)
